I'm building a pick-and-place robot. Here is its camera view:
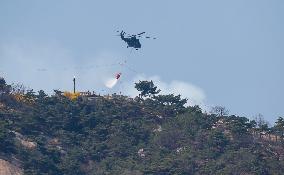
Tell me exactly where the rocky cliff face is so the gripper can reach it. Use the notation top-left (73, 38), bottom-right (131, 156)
top-left (0, 159), bottom-right (22, 175)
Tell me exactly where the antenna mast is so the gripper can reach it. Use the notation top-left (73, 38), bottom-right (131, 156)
top-left (73, 76), bottom-right (76, 93)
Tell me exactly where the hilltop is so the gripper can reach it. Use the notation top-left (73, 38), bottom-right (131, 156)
top-left (0, 77), bottom-right (284, 175)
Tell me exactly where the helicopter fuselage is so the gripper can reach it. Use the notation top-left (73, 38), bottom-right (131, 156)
top-left (120, 32), bottom-right (141, 49)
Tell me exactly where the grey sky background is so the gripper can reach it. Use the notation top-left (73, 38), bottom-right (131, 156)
top-left (0, 0), bottom-right (283, 123)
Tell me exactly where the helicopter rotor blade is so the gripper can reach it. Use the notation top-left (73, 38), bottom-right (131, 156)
top-left (141, 36), bottom-right (157, 40)
top-left (115, 30), bottom-right (156, 40)
top-left (137, 32), bottom-right (145, 36)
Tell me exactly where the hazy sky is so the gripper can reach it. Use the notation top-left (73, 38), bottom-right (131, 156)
top-left (0, 0), bottom-right (283, 123)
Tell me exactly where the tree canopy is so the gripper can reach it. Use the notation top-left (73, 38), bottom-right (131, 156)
top-left (0, 77), bottom-right (284, 174)
top-left (135, 80), bottom-right (161, 98)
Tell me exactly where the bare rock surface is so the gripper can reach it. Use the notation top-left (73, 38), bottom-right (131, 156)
top-left (0, 159), bottom-right (23, 175)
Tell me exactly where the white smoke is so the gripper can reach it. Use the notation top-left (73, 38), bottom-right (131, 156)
top-left (122, 74), bottom-right (207, 108)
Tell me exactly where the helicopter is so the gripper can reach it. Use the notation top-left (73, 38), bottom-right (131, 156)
top-left (117, 30), bottom-right (156, 50)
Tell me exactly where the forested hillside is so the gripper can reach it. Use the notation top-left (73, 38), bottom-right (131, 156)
top-left (1, 77), bottom-right (284, 175)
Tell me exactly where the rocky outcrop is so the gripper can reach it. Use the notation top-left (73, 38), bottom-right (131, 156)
top-left (12, 131), bottom-right (37, 149)
top-left (0, 159), bottom-right (22, 175)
